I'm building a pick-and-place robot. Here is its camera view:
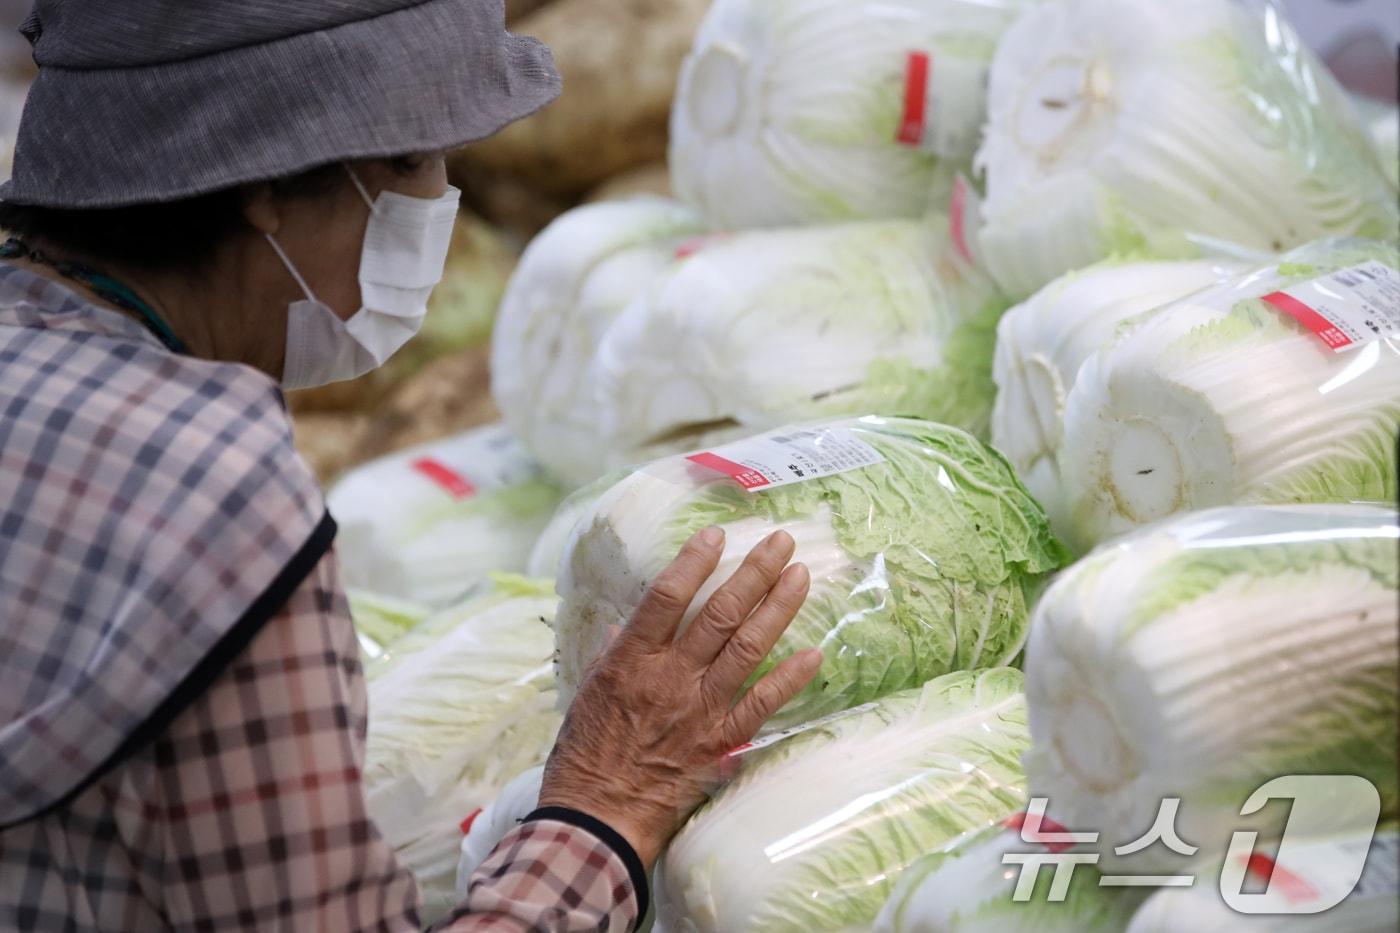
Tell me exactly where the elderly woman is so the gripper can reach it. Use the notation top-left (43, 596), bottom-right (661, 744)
top-left (0, 2), bottom-right (822, 930)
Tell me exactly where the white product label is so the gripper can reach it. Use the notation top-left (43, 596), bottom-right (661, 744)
top-left (410, 424), bottom-right (542, 501)
top-left (1262, 260), bottom-right (1400, 352)
top-left (895, 49), bottom-right (991, 160)
top-left (686, 426), bottom-right (886, 493)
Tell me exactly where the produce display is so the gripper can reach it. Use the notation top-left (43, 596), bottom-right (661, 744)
top-left (497, 208), bottom-right (1010, 485)
top-left (590, 218), bottom-right (1009, 463)
top-left (655, 668), bottom-right (1031, 932)
top-left (669, 0), bottom-right (1037, 229)
top-left (1059, 239), bottom-right (1400, 551)
top-left (311, 0), bottom-right (1400, 926)
top-left (875, 825), bottom-right (1144, 932)
top-left (1125, 829), bottom-right (1399, 932)
top-left (1024, 505), bottom-right (1398, 873)
top-left (348, 588), bottom-right (432, 661)
top-left (491, 198), bottom-right (705, 485)
top-left (975, 0), bottom-right (1398, 298)
top-left (364, 577), bottom-right (562, 922)
top-left (554, 418), bottom-right (1068, 729)
top-left (990, 257), bottom-right (1244, 537)
top-left (328, 423), bottom-right (563, 607)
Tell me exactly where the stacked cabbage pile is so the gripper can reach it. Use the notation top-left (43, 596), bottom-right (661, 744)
top-left (350, 0), bottom-right (1400, 925)
top-left (362, 576), bottom-right (563, 922)
top-left (494, 207), bottom-right (1010, 485)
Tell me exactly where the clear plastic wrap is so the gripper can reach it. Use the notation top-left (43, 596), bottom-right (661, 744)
top-left (490, 198), bottom-right (706, 485)
top-left (974, 0), bottom-right (1399, 299)
top-left (555, 416), bottom-right (1068, 730)
top-left (874, 822), bottom-right (1146, 932)
top-left (1126, 828), bottom-right (1399, 932)
top-left (669, 0), bottom-right (1038, 229)
top-left (588, 216), bottom-right (1009, 477)
top-left (1023, 504), bottom-right (1399, 876)
top-left (525, 472), bottom-right (621, 578)
top-left (655, 669), bottom-right (1030, 932)
top-left (364, 577), bottom-right (562, 922)
top-left (327, 423), bottom-right (563, 607)
top-left (1056, 238), bottom-right (1400, 552)
top-left (990, 257), bottom-right (1246, 538)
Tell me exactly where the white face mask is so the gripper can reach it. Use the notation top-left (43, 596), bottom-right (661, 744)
top-left (269, 167), bottom-right (461, 391)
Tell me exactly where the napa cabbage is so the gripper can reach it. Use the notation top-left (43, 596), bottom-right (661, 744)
top-left (555, 417), bottom-right (1067, 730)
top-left (975, 0), bottom-right (1398, 298)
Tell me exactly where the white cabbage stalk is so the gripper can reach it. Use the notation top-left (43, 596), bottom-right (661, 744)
top-left (328, 423), bottom-right (563, 607)
top-left (1023, 505), bottom-right (1399, 874)
top-left (976, 0), bottom-right (1398, 298)
top-left (525, 473), bottom-right (621, 579)
top-left (670, 0), bottom-right (1035, 229)
top-left (590, 218), bottom-right (1009, 471)
top-left (990, 258), bottom-right (1242, 535)
top-left (875, 826), bottom-right (1145, 932)
top-left (656, 669), bottom-right (1030, 933)
top-left (556, 417), bottom-right (1066, 730)
top-left (1127, 829), bottom-right (1398, 932)
top-left (365, 578), bottom-right (562, 922)
top-left (1058, 239), bottom-right (1400, 551)
top-left (491, 198), bottom-right (704, 485)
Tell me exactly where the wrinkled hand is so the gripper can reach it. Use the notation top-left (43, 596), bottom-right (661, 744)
top-left (538, 527), bottom-right (820, 869)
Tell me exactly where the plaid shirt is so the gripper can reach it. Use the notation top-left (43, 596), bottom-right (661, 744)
top-left (0, 264), bottom-right (643, 931)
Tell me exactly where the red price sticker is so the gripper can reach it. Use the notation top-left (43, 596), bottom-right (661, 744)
top-left (686, 452), bottom-right (771, 490)
top-left (1262, 291), bottom-right (1353, 350)
top-left (896, 51), bottom-right (931, 146)
top-left (411, 457), bottom-right (477, 500)
top-left (1261, 261), bottom-right (1400, 353)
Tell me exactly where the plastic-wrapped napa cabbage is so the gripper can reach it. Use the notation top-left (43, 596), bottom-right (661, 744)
top-left (975, 0), bottom-right (1398, 298)
top-left (1023, 505), bottom-right (1398, 875)
top-left (656, 669), bottom-right (1030, 932)
top-left (349, 589), bottom-right (432, 661)
top-left (990, 257), bottom-right (1243, 537)
top-left (1126, 829), bottom-right (1398, 932)
top-left (875, 822), bottom-right (1145, 932)
top-left (364, 576), bottom-right (562, 922)
top-left (669, 0), bottom-right (1038, 229)
top-left (490, 198), bottom-right (705, 486)
top-left (328, 423), bottom-right (563, 607)
top-left (1058, 238), bottom-right (1400, 551)
top-left (588, 216), bottom-right (1011, 478)
top-left (555, 417), bottom-right (1068, 730)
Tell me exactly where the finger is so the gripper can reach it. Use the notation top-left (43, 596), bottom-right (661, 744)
top-left (723, 648), bottom-right (824, 747)
top-left (702, 562), bottom-right (810, 703)
top-left (625, 526), bottom-right (725, 647)
top-left (675, 530), bottom-right (796, 668)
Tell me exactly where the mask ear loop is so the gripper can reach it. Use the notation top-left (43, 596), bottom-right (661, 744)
top-left (344, 165), bottom-right (377, 212)
top-left (264, 234), bottom-right (320, 304)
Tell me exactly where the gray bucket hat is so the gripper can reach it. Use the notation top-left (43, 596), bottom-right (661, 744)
top-left (0, 0), bottom-right (561, 208)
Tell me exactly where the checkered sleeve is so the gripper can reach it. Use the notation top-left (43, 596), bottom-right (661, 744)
top-left (436, 817), bottom-right (642, 933)
top-left (113, 550), bottom-right (425, 929)
top-left (103, 552), bottom-right (642, 932)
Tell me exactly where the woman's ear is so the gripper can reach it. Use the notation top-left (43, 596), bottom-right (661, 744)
top-left (239, 183), bottom-right (281, 237)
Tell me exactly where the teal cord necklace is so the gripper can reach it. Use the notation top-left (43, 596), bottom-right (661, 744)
top-left (0, 238), bottom-right (189, 354)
